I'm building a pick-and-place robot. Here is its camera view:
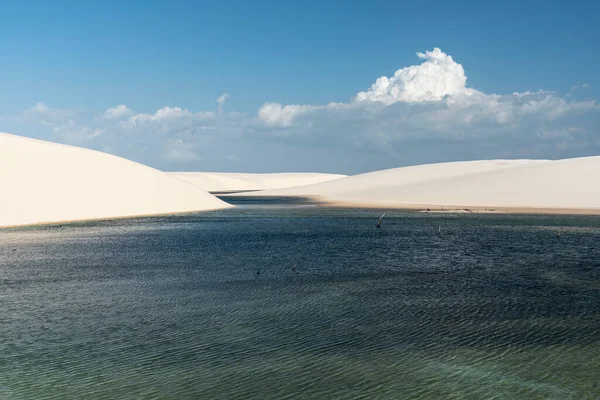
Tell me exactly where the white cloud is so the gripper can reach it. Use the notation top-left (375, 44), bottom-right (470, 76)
top-left (161, 138), bottom-right (200, 163)
top-left (217, 93), bottom-right (229, 112)
top-left (569, 82), bottom-right (590, 93)
top-left (355, 48), bottom-right (477, 104)
top-left (102, 105), bottom-right (133, 119)
top-left (51, 119), bottom-right (105, 143)
top-left (131, 106), bottom-right (193, 122)
top-left (19, 102), bottom-right (77, 125)
top-left (217, 94), bottom-right (229, 104)
top-left (258, 103), bottom-right (319, 127)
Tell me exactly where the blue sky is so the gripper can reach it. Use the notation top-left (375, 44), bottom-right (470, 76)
top-left (1, 0), bottom-right (599, 173)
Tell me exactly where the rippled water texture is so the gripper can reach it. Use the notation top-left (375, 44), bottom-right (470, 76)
top-left (1, 200), bottom-right (599, 399)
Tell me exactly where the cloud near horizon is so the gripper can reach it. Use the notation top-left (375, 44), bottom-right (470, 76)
top-left (4, 48), bottom-right (599, 173)
top-left (102, 104), bottom-right (133, 119)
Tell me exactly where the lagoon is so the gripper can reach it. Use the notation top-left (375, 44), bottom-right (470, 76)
top-left (1, 199), bottom-right (599, 399)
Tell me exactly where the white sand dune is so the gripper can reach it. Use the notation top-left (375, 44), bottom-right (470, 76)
top-left (245, 160), bottom-right (550, 198)
top-left (245, 158), bottom-right (600, 212)
top-left (0, 132), bottom-right (232, 228)
top-left (168, 172), bottom-right (346, 192)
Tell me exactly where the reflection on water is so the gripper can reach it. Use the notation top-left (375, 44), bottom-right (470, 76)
top-left (1, 201), bottom-right (599, 399)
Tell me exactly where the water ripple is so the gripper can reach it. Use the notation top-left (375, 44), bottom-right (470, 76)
top-left (1, 208), bottom-right (599, 398)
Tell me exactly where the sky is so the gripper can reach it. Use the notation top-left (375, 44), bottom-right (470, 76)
top-left (1, 0), bottom-right (599, 174)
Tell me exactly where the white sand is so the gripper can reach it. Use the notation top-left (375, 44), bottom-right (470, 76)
top-left (0, 132), bottom-right (232, 228)
top-left (168, 172), bottom-right (346, 192)
top-left (244, 158), bottom-right (600, 212)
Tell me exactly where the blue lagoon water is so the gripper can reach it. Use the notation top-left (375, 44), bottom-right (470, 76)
top-left (1, 199), bottom-right (599, 399)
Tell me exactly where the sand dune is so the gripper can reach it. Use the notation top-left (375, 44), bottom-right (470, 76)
top-left (245, 160), bottom-right (549, 198)
top-left (0, 132), bottom-right (232, 228)
top-left (168, 172), bottom-right (346, 192)
top-left (243, 158), bottom-right (600, 212)
top-left (4, 130), bottom-right (597, 224)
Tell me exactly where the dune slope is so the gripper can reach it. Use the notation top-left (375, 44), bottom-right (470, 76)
top-left (168, 172), bottom-right (346, 192)
top-left (0, 132), bottom-right (232, 228)
top-left (248, 160), bottom-right (549, 198)
top-left (247, 158), bottom-right (600, 211)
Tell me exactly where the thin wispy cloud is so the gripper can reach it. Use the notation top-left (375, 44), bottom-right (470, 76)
top-left (217, 94), bottom-right (229, 113)
top-left (19, 102), bottom-right (77, 126)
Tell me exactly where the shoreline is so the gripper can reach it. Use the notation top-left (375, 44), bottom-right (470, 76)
top-left (323, 200), bottom-right (600, 215)
top-left (3, 195), bottom-right (600, 230)
top-left (252, 195), bottom-right (600, 216)
top-left (0, 207), bottom-right (231, 230)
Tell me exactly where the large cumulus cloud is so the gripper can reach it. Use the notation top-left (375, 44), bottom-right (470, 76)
top-left (355, 47), bottom-right (477, 103)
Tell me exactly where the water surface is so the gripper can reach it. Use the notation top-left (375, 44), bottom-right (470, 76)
top-left (1, 200), bottom-right (599, 399)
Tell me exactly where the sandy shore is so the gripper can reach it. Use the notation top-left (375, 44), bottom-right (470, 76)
top-left (0, 209), bottom-right (226, 230)
top-left (320, 200), bottom-right (600, 215)
top-left (225, 194), bottom-right (600, 215)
